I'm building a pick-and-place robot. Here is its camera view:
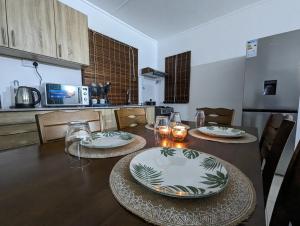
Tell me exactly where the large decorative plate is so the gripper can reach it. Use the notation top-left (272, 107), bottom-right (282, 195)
top-left (82, 131), bottom-right (134, 149)
top-left (198, 126), bottom-right (246, 138)
top-left (129, 147), bottom-right (229, 198)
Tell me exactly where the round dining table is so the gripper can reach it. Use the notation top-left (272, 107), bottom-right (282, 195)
top-left (0, 123), bottom-right (265, 226)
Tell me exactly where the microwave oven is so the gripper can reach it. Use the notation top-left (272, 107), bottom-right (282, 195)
top-left (42, 83), bottom-right (89, 106)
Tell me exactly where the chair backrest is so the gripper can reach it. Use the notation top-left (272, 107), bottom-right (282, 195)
top-left (269, 140), bottom-right (300, 226)
top-left (114, 108), bottom-right (146, 130)
top-left (36, 110), bottom-right (103, 144)
top-left (260, 114), bottom-right (285, 157)
top-left (196, 107), bottom-right (234, 126)
top-left (261, 114), bottom-right (295, 204)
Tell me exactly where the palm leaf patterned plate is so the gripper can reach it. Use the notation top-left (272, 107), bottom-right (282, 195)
top-left (129, 147), bottom-right (229, 198)
top-left (81, 131), bottom-right (134, 149)
top-left (198, 126), bottom-right (246, 138)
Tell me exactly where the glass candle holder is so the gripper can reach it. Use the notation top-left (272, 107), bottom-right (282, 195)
top-left (154, 116), bottom-right (170, 138)
top-left (158, 125), bottom-right (171, 138)
top-left (171, 125), bottom-right (188, 142)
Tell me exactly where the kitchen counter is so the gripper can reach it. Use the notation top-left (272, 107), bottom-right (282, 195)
top-left (0, 105), bottom-right (153, 112)
top-left (0, 105), bottom-right (155, 151)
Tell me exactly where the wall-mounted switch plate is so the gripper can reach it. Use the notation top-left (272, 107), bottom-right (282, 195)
top-left (22, 60), bottom-right (35, 68)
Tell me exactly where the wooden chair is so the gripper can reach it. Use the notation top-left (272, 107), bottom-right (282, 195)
top-left (196, 107), bottom-right (234, 126)
top-left (114, 108), bottom-right (147, 130)
top-left (269, 140), bottom-right (300, 226)
top-left (260, 114), bottom-right (295, 204)
top-left (36, 110), bottom-right (103, 144)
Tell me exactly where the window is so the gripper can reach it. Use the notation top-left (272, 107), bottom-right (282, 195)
top-left (82, 29), bottom-right (138, 105)
top-left (164, 51), bottom-right (191, 103)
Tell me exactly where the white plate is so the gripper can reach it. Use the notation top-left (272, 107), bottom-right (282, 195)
top-left (130, 147), bottom-right (229, 198)
top-left (198, 126), bottom-right (246, 138)
top-left (82, 131), bottom-right (134, 148)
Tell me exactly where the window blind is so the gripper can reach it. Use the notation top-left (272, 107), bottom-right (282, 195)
top-left (82, 29), bottom-right (138, 105)
top-left (164, 51), bottom-right (191, 103)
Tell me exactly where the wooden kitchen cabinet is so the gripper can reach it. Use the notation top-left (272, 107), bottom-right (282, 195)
top-left (5, 0), bottom-right (57, 57)
top-left (0, 0), bottom-right (8, 47)
top-left (54, 1), bottom-right (89, 65)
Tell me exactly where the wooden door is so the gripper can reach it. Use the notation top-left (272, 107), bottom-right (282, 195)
top-left (5, 0), bottom-right (57, 57)
top-left (54, 1), bottom-right (89, 65)
top-left (0, 0), bottom-right (8, 47)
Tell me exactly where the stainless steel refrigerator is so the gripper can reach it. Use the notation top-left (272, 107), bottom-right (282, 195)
top-left (242, 29), bottom-right (300, 175)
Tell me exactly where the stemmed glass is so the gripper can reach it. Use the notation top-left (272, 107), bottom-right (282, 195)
top-left (195, 110), bottom-right (205, 128)
top-left (65, 121), bottom-right (92, 168)
top-left (169, 112), bottom-right (182, 128)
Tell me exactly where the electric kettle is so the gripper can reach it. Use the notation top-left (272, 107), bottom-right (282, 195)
top-left (15, 86), bottom-right (41, 108)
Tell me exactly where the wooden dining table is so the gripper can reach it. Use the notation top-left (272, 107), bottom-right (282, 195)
top-left (0, 123), bottom-right (265, 226)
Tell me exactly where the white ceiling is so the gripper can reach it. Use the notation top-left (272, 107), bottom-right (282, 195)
top-left (87, 0), bottom-right (262, 40)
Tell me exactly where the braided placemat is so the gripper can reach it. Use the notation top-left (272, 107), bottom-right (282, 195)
top-left (110, 150), bottom-right (256, 226)
top-left (189, 129), bottom-right (257, 144)
top-left (68, 135), bottom-right (146, 158)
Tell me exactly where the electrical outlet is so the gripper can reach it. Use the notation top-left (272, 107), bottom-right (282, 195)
top-left (22, 60), bottom-right (35, 68)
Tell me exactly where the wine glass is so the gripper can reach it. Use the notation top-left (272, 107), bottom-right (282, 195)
top-left (65, 121), bottom-right (92, 168)
top-left (169, 112), bottom-right (182, 128)
top-left (195, 110), bottom-right (205, 128)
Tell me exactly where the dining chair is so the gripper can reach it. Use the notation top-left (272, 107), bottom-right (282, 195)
top-left (269, 140), bottom-right (300, 226)
top-left (35, 110), bottom-right (103, 144)
top-left (196, 107), bottom-right (234, 126)
top-left (260, 114), bottom-right (295, 204)
top-left (114, 108), bottom-right (147, 129)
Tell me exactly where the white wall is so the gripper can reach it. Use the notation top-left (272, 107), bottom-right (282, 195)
top-left (0, 0), bottom-right (157, 108)
top-left (157, 0), bottom-right (300, 124)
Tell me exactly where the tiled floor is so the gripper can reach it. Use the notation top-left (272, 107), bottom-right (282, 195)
top-left (265, 175), bottom-right (284, 225)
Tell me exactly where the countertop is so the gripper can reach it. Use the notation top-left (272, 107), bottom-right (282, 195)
top-left (0, 105), bottom-right (154, 112)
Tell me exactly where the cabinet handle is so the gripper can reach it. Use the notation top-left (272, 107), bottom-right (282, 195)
top-left (1, 27), bottom-right (6, 45)
top-left (58, 44), bottom-right (62, 57)
top-left (11, 30), bottom-right (15, 47)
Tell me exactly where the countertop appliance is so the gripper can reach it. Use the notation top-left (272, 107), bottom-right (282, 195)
top-left (243, 29), bottom-right (300, 175)
top-left (88, 82), bottom-right (111, 107)
top-left (42, 83), bottom-right (89, 107)
top-left (144, 99), bottom-right (156, 106)
top-left (155, 106), bottom-right (174, 117)
top-left (15, 86), bottom-right (41, 108)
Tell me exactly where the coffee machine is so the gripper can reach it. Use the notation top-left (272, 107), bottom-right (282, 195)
top-left (89, 82), bottom-right (111, 106)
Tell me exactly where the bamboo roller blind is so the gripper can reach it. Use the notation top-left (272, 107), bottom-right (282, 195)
top-left (164, 51), bottom-right (191, 103)
top-left (82, 29), bottom-right (138, 105)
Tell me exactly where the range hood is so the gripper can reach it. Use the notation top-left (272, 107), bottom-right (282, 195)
top-left (141, 67), bottom-right (166, 79)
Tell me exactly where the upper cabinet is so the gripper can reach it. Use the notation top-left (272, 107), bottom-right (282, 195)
top-left (0, 0), bottom-right (89, 67)
top-left (6, 0), bottom-right (57, 57)
top-left (54, 1), bottom-right (89, 65)
top-left (0, 0), bottom-right (8, 47)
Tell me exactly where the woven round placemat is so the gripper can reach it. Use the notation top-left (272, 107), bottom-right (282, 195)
top-left (68, 135), bottom-right (146, 158)
top-left (110, 150), bottom-right (256, 226)
top-left (189, 129), bottom-right (257, 144)
top-left (145, 124), bottom-right (190, 131)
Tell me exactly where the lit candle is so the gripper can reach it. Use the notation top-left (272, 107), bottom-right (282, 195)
top-left (159, 126), bottom-right (171, 137)
top-left (172, 125), bottom-right (187, 142)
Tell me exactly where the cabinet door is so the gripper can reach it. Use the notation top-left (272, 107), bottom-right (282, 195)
top-left (0, 0), bottom-right (8, 47)
top-left (6, 0), bottom-right (57, 57)
top-left (54, 1), bottom-right (89, 65)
